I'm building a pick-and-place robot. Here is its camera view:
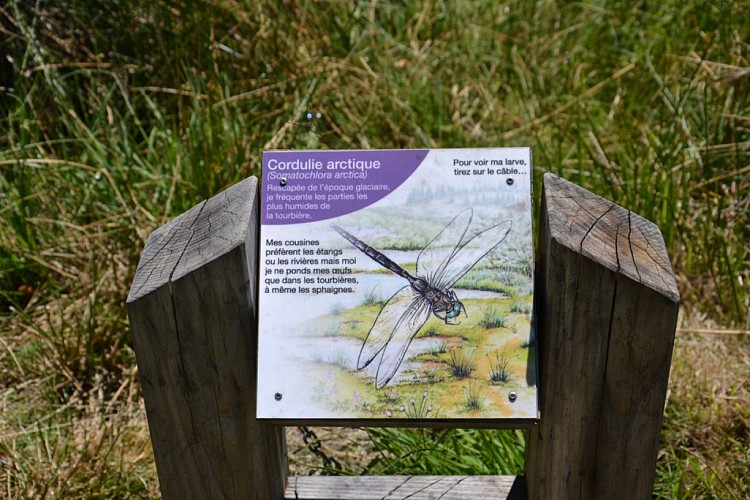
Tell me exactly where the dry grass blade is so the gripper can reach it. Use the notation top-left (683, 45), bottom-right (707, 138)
top-left (677, 328), bottom-right (750, 336)
top-left (503, 62), bottom-right (636, 139)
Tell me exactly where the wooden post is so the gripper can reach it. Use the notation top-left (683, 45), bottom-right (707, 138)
top-left (127, 173), bottom-right (678, 499)
top-left (525, 173), bottom-right (680, 499)
top-left (127, 177), bottom-right (286, 499)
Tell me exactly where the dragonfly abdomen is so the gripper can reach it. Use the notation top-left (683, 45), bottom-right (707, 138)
top-left (331, 224), bottom-right (415, 282)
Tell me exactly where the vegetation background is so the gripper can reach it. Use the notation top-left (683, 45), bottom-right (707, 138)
top-left (0, 0), bottom-right (747, 498)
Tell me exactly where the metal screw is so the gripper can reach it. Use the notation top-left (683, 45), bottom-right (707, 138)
top-left (279, 178), bottom-right (287, 187)
top-left (506, 177), bottom-right (514, 186)
top-left (508, 391), bottom-right (517, 402)
top-left (274, 392), bottom-right (282, 401)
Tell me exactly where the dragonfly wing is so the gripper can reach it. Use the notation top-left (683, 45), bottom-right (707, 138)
top-left (416, 208), bottom-right (473, 287)
top-left (374, 296), bottom-right (432, 389)
top-left (433, 220), bottom-right (512, 289)
top-left (357, 286), bottom-right (427, 370)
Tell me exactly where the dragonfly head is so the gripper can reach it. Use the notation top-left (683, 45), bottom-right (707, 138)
top-left (425, 286), bottom-right (465, 324)
top-left (442, 290), bottom-right (466, 324)
top-left (446, 299), bottom-right (464, 320)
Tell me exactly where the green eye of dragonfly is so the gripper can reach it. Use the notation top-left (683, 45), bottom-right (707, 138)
top-left (446, 301), bottom-right (463, 319)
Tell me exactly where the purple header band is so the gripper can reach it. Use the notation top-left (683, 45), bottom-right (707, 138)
top-left (261, 149), bottom-right (428, 225)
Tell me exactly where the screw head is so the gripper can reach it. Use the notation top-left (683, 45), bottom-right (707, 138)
top-left (506, 177), bottom-right (514, 186)
top-left (508, 391), bottom-right (517, 402)
top-left (279, 177), bottom-right (287, 186)
top-left (274, 392), bottom-right (282, 401)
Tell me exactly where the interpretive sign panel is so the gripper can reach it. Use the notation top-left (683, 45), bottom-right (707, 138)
top-left (257, 148), bottom-right (537, 422)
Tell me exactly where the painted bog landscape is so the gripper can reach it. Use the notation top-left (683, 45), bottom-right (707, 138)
top-left (257, 148), bottom-right (537, 421)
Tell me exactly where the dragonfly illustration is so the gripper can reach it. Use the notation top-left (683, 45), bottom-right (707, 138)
top-left (331, 208), bottom-right (511, 389)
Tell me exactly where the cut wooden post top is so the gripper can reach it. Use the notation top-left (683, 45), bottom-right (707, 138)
top-left (127, 176), bottom-right (258, 303)
top-left (542, 173), bottom-right (679, 303)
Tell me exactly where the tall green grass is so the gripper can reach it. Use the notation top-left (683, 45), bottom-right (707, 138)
top-left (1, 0), bottom-right (748, 497)
top-left (364, 427), bottom-right (526, 476)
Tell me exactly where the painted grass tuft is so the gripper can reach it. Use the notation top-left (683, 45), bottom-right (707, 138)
top-left (462, 383), bottom-right (484, 412)
top-left (486, 352), bottom-right (514, 384)
top-left (448, 348), bottom-right (476, 379)
top-left (479, 306), bottom-right (508, 329)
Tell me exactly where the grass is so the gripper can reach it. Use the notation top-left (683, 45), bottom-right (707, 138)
top-left (422, 367), bottom-right (444, 385)
top-left (487, 351), bottom-right (514, 384)
top-left (326, 350), bottom-right (351, 370)
top-left (0, 0), bottom-right (748, 497)
top-left (422, 325), bottom-right (440, 336)
top-left (447, 348), bottom-right (477, 379)
top-left (654, 334), bottom-right (750, 498)
top-left (427, 340), bottom-right (448, 356)
top-left (510, 301), bottom-right (532, 315)
top-left (478, 305), bottom-right (509, 329)
top-left (462, 383), bottom-right (484, 412)
top-left (361, 427), bottom-right (526, 476)
top-left (360, 287), bottom-right (382, 306)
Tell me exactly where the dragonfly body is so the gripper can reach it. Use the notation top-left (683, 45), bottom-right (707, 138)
top-left (331, 224), bottom-right (464, 323)
top-left (331, 209), bottom-right (511, 389)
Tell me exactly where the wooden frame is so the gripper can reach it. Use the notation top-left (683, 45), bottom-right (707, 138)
top-left (127, 173), bottom-right (679, 499)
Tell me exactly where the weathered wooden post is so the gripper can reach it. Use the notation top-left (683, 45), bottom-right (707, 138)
top-left (525, 174), bottom-right (680, 499)
top-left (127, 171), bottom-right (678, 499)
top-left (127, 177), bottom-right (286, 499)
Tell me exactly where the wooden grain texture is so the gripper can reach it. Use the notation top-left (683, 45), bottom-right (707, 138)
top-left (127, 177), bottom-right (286, 499)
top-left (525, 173), bottom-right (680, 500)
top-left (285, 475), bottom-right (526, 500)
